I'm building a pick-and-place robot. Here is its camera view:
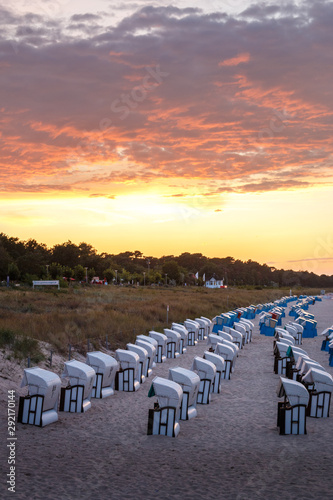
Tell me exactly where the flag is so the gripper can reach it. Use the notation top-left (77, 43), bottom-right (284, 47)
top-left (203, 273), bottom-right (205, 282)
top-left (195, 272), bottom-right (199, 279)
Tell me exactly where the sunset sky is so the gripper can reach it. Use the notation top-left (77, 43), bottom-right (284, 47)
top-left (1, 0), bottom-right (333, 274)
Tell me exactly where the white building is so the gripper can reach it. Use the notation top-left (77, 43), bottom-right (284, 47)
top-left (205, 277), bottom-right (227, 289)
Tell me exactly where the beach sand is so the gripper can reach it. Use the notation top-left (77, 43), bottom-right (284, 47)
top-left (1, 297), bottom-right (333, 499)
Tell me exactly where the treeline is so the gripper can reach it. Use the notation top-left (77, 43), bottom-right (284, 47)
top-left (0, 233), bottom-right (332, 288)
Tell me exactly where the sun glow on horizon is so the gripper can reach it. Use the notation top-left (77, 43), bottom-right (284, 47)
top-left (1, 186), bottom-right (332, 275)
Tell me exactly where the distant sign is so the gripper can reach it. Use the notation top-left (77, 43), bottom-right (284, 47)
top-left (33, 280), bottom-right (60, 289)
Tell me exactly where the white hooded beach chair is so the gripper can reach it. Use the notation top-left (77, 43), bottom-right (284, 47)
top-left (285, 324), bottom-right (299, 344)
top-left (191, 356), bottom-right (216, 404)
top-left (298, 358), bottom-right (325, 378)
top-left (149, 331), bottom-right (167, 363)
top-left (274, 342), bottom-right (292, 375)
top-left (203, 351), bottom-right (226, 393)
top-left (207, 333), bottom-right (225, 350)
top-left (201, 316), bottom-right (214, 335)
top-left (228, 327), bottom-right (244, 349)
top-left (163, 329), bottom-right (181, 358)
top-left (195, 318), bottom-right (209, 340)
top-left (216, 330), bottom-right (234, 343)
top-left (234, 323), bottom-right (248, 344)
top-left (277, 377), bottom-right (309, 435)
top-left (136, 335), bottom-right (157, 370)
top-left (115, 349), bottom-right (140, 392)
top-left (290, 322), bottom-right (303, 344)
top-left (147, 377), bottom-right (183, 437)
top-left (60, 360), bottom-right (96, 413)
top-left (212, 333), bottom-right (239, 361)
top-left (127, 343), bottom-right (149, 383)
top-left (169, 367), bottom-right (200, 420)
top-left (302, 368), bottom-right (333, 418)
top-left (240, 319), bottom-right (254, 342)
top-left (184, 319), bottom-right (199, 346)
top-left (284, 346), bottom-right (309, 380)
top-left (171, 323), bottom-right (188, 354)
top-left (18, 368), bottom-right (61, 427)
top-left (86, 351), bottom-right (119, 398)
top-left (214, 342), bottom-right (236, 379)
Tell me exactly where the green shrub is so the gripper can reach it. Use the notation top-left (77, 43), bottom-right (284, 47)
top-left (0, 328), bottom-right (16, 348)
top-left (12, 336), bottom-right (42, 361)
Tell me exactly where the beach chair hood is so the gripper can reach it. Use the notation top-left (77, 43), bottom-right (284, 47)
top-left (302, 367), bottom-right (333, 393)
top-left (191, 356), bottom-right (216, 381)
top-left (115, 349), bottom-right (140, 370)
top-left (21, 367), bottom-right (61, 411)
top-left (86, 351), bottom-right (119, 387)
top-left (169, 367), bottom-right (200, 406)
top-left (62, 360), bottom-right (96, 399)
top-left (149, 376), bottom-right (183, 409)
top-left (277, 377), bottom-right (309, 407)
top-left (203, 351), bottom-right (226, 372)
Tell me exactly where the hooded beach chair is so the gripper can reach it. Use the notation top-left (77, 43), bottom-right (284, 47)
top-left (276, 377), bottom-right (309, 435)
top-left (127, 343), bottom-right (149, 383)
top-left (149, 331), bottom-right (167, 363)
top-left (184, 319), bottom-right (199, 346)
top-left (86, 351), bottom-right (119, 398)
top-left (171, 323), bottom-right (188, 354)
top-left (215, 341), bottom-right (237, 379)
top-left (201, 316), bottom-right (214, 335)
top-left (191, 356), bottom-right (216, 404)
top-left (18, 367), bottom-right (61, 427)
top-left (163, 329), bottom-right (181, 358)
top-left (274, 342), bottom-right (292, 375)
top-left (168, 367), bottom-right (200, 420)
top-left (147, 377), bottom-right (183, 437)
top-left (195, 317), bottom-right (209, 340)
top-left (136, 335), bottom-right (157, 370)
top-left (115, 349), bottom-right (140, 392)
top-left (234, 322), bottom-right (248, 344)
top-left (302, 367), bottom-right (333, 418)
top-left (203, 351), bottom-right (226, 393)
top-left (320, 326), bottom-right (333, 352)
top-left (60, 360), bottom-right (96, 413)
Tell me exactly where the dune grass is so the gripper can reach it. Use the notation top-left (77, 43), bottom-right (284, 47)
top-left (0, 285), bottom-right (325, 357)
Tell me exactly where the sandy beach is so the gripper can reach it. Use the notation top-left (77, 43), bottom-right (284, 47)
top-left (1, 297), bottom-right (333, 500)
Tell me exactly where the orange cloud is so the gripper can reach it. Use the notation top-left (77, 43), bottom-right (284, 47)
top-left (219, 53), bottom-right (251, 67)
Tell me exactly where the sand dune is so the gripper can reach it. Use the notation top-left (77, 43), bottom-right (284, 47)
top-left (1, 298), bottom-right (333, 500)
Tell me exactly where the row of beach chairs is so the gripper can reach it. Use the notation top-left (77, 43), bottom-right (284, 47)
top-left (272, 305), bottom-right (333, 435)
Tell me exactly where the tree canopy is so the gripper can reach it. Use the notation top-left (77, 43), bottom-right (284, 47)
top-left (0, 232), bottom-right (332, 288)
